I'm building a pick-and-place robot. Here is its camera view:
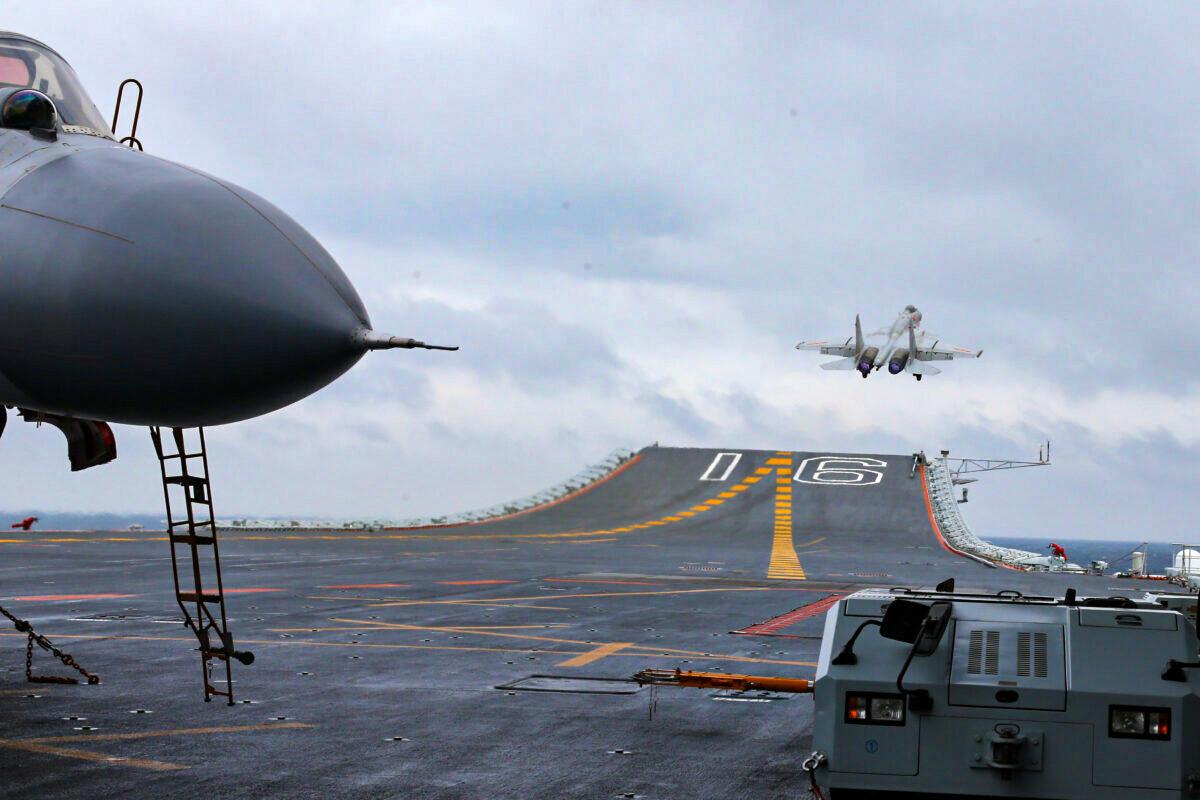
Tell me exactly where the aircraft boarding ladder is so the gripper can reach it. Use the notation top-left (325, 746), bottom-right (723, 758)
top-left (150, 427), bottom-right (252, 704)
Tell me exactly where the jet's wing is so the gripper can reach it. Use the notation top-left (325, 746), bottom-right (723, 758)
top-left (795, 337), bottom-right (856, 357)
top-left (915, 342), bottom-right (983, 361)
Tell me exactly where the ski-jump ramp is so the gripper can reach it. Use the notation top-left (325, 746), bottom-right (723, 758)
top-left (387, 445), bottom-right (983, 586)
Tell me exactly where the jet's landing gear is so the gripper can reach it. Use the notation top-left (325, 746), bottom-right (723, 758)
top-left (150, 427), bottom-right (253, 704)
top-left (915, 374), bottom-right (923, 381)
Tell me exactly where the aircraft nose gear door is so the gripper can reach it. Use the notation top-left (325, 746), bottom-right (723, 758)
top-left (150, 427), bottom-right (253, 704)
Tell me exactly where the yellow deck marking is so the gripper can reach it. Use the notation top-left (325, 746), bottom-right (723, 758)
top-left (0, 632), bottom-right (815, 667)
top-left (767, 459), bottom-right (805, 580)
top-left (323, 620), bottom-right (817, 666)
top-left (0, 738), bottom-right (186, 771)
top-left (557, 641), bottom-right (634, 667)
top-left (1, 455), bottom-right (786, 551)
top-left (367, 585), bottom-right (802, 608)
top-left (26, 722), bottom-right (314, 744)
top-left (0, 723), bottom-right (312, 772)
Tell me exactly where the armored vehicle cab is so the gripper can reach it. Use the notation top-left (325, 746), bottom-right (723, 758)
top-left (811, 587), bottom-right (1200, 799)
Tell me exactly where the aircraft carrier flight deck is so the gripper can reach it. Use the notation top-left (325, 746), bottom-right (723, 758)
top-left (0, 446), bottom-right (1176, 798)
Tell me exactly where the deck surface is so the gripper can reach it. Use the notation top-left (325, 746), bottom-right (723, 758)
top-left (0, 447), bottom-right (1164, 798)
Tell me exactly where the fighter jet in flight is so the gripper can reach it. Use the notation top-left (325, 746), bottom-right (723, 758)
top-left (0, 31), bottom-right (454, 699)
top-left (795, 305), bottom-right (980, 380)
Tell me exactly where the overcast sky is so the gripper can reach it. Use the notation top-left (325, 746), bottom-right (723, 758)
top-left (1, 3), bottom-right (1197, 541)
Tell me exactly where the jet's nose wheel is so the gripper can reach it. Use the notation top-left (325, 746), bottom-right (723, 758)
top-left (915, 374), bottom-right (923, 381)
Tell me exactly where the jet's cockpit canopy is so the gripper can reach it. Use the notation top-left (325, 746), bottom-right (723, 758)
top-left (0, 33), bottom-right (111, 137)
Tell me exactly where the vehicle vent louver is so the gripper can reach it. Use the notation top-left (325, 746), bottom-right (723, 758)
top-left (1017, 631), bottom-right (1049, 678)
top-left (967, 629), bottom-right (1001, 675)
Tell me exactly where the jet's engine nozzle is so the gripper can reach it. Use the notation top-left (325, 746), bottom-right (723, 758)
top-left (17, 409), bottom-right (117, 471)
top-left (888, 348), bottom-right (910, 374)
top-left (857, 347), bottom-right (879, 378)
top-left (231, 650), bottom-right (255, 666)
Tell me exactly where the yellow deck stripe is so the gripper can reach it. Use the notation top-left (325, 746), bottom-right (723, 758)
top-left (24, 722), bottom-right (314, 745)
top-left (767, 461), bottom-right (805, 581)
top-left (0, 738), bottom-right (186, 771)
top-left (557, 641), bottom-right (634, 667)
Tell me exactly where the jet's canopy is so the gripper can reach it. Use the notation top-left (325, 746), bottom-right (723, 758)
top-left (0, 33), bottom-right (111, 136)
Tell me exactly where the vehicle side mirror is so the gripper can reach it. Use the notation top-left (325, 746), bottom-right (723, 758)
top-left (881, 598), bottom-right (952, 655)
top-left (913, 602), bottom-right (953, 656)
top-left (879, 599), bottom-right (932, 644)
top-left (892, 600), bottom-right (953, 713)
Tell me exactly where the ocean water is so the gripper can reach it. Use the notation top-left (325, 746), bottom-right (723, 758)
top-left (989, 536), bottom-right (1178, 573)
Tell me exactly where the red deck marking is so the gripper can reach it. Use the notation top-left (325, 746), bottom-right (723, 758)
top-left (318, 583), bottom-right (410, 589)
top-left (221, 588), bottom-right (285, 594)
top-left (732, 594), bottom-right (847, 636)
top-left (8, 593), bottom-right (138, 601)
top-left (437, 580), bottom-right (516, 586)
top-left (542, 578), bottom-right (663, 586)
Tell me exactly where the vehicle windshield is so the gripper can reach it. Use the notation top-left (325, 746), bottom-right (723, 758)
top-left (0, 34), bottom-right (111, 135)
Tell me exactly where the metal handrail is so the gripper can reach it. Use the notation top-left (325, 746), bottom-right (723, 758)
top-left (925, 458), bottom-right (1039, 566)
top-left (218, 447), bottom-right (639, 531)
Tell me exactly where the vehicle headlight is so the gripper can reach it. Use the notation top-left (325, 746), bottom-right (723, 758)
top-left (871, 696), bottom-right (905, 722)
top-left (845, 692), bottom-right (906, 726)
top-left (1109, 706), bottom-right (1170, 740)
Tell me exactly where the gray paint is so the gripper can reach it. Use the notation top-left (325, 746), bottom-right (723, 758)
top-left (816, 588), bottom-right (1200, 797)
top-left (0, 32), bottom-right (383, 427)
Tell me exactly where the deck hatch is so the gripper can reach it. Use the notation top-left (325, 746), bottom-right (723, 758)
top-left (496, 675), bottom-right (644, 695)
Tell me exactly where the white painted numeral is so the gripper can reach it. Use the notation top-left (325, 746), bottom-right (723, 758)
top-left (793, 456), bottom-right (886, 486)
top-left (699, 452), bottom-right (743, 482)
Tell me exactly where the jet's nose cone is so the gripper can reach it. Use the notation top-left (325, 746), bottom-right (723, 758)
top-left (0, 144), bottom-right (371, 425)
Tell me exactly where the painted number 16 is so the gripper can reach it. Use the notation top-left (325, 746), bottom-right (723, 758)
top-left (793, 457), bottom-right (886, 486)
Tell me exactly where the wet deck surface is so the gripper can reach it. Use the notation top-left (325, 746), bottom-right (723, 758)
top-left (0, 447), bottom-right (1165, 798)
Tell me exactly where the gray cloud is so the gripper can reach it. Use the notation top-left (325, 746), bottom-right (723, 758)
top-left (0, 4), bottom-right (1196, 539)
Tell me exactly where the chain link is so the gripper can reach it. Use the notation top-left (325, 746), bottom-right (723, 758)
top-left (1, 603), bottom-right (100, 685)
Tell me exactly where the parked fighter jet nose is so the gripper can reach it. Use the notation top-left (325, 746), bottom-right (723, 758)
top-left (0, 143), bottom-right (372, 426)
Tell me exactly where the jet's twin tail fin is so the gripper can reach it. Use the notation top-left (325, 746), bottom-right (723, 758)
top-left (854, 314), bottom-right (864, 357)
